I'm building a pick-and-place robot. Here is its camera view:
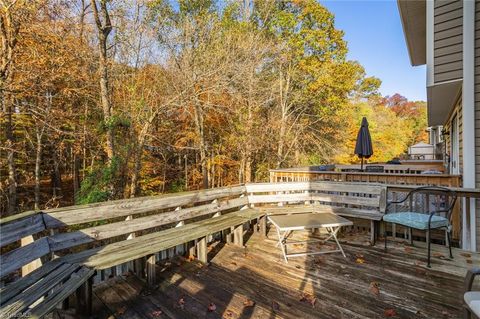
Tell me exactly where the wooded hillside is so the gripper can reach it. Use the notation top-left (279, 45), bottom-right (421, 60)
top-left (0, 0), bottom-right (426, 214)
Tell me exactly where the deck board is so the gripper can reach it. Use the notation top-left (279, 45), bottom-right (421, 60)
top-left (92, 230), bottom-right (479, 319)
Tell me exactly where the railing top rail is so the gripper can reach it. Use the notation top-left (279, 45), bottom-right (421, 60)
top-left (269, 169), bottom-right (460, 177)
top-left (0, 184), bottom-right (246, 226)
top-left (386, 185), bottom-right (480, 198)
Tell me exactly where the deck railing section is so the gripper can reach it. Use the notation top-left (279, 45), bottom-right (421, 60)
top-left (2, 180), bottom-right (477, 289)
top-left (1, 185), bottom-right (249, 283)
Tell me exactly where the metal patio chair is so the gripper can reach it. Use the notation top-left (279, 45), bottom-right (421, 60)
top-left (383, 186), bottom-right (457, 268)
top-left (464, 268), bottom-right (480, 318)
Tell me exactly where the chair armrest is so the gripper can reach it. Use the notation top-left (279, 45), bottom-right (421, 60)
top-left (465, 268), bottom-right (480, 292)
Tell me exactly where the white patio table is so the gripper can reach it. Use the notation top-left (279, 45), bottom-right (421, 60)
top-left (268, 212), bottom-right (353, 262)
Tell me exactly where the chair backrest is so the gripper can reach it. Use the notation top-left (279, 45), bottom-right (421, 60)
top-left (365, 165), bottom-right (384, 173)
top-left (405, 186), bottom-right (457, 220)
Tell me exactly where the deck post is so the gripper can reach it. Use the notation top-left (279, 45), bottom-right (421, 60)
top-left (370, 220), bottom-right (376, 245)
top-left (196, 237), bottom-right (208, 263)
top-left (146, 254), bottom-right (156, 287)
top-left (134, 257), bottom-right (146, 278)
top-left (188, 240), bottom-right (196, 258)
top-left (75, 274), bottom-right (94, 316)
top-left (226, 226), bottom-right (234, 244)
top-left (259, 215), bottom-right (267, 237)
top-left (233, 224), bottom-right (244, 247)
top-left (221, 227), bottom-right (231, 242)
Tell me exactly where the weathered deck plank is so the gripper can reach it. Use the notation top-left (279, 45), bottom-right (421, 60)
top-left (93, 231), bottom-right (476, 319)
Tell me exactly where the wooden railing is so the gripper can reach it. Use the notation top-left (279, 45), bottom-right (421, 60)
top-left (269, 170), bottom-right (461, 187)
top-left (3, 181), bottom-right (478, 319)
top-left (2, 180), bottom-right (476, 282)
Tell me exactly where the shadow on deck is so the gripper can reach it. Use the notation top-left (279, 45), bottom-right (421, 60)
top-left (66, 230), bottom-right (479, 319)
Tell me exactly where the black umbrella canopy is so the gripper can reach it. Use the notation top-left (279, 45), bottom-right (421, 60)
top-left (354, 117), bottom-right (373, 170)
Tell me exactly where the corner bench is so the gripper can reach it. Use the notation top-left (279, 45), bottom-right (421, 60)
top-left (1, 181), bottom-right (388, 318)
top-left (248, 182), bottom-right (387, 244)
top-left (0, 186), bottom-right (264, 318)
top-left (0, 260), bottom-right (94, 319)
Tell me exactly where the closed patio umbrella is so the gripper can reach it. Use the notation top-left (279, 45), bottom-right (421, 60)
top-left (354, 117), bottom-right (373, 171)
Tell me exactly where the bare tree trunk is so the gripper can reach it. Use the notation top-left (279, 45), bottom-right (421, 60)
top-left (73, 153), bottom-right (80, 202)
top-left (184, 154), bottom-right (188, 190)
top-left (34, 127), bottom-right (42, 210)
top-left (91, 0), bottom-right (115, 163)
top-left (193, 102), bottom-right (208, 189)
top-left (129, 143), bottom-right (143, 198)
top-left (4, 98), bottom-right (16, 213)
top-left (276, 67), bottom-right (290, 169)
top-left (1, 4), bottom-right (20, 214)
top-left (244, 87), bottom-right (254, 182)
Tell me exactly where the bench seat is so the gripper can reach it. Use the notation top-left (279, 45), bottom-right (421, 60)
top-left (0, 260), bottom-right (94, 319)
top-left (1, 207), bottom-right (263, 318)
top-left (62, 208), bottom-right (263, 270)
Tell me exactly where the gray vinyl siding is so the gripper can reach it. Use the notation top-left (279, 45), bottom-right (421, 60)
top-left (475, 0), bottom-right (480, 250)
top-left (443, 98), bottom-right (463, 174)
top-left (434, 0), bottom-right (463, 83)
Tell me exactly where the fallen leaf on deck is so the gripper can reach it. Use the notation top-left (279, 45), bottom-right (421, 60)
top-left (231, 262), bottom-right (237, 266)
top-left (208, 303), bottom-right (217, 312)
top-left (300, 293), bottom-right (316, 307)
top-left (466, 259), bottom-right (473, 264)
top-left (384, 308), bottom-right (397, 317)
top-left (116, 307), bottom-right (127, 315)
top-left (295, 265), bottom-right (301, 269)
top-left (243, 299), bottom-right (255, 307)
top-left (223, 310), bottom-right (234, 318)
top-left (415, 266), bottom-right (427, 276)
top-left (432, 252), bottom-right (445, 258)
top-left (369, 281), bottom-right (380, 296)
top-left (150, 310), bottom-right (163, 317)
top-left (404, 246), bottom-right (412, 253)
top-left (178, 297), bottom-right (185, 309)
top-left (272, 301), bottom-right (280, 312)
top-left (313, 256), bottom-right (326, 265)
top-left (187, 255), bottom-right (195, 262)
top-left (460, 252), bottom-right (471, 258)
top-left (355, 258), bottom-right (365, 264)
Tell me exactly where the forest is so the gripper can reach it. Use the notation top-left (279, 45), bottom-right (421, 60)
top-left (0, 0), bottom-right (427, 215)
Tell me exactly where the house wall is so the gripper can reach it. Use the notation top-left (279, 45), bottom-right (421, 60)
top-left (474, 0), bottom-right (480, 249)
top-left (434, 0), bottom-right (463, 83)
top-left (443, 97), bottom-right (463, 172)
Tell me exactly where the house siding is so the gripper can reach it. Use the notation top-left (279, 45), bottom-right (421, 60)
top-left (443, 97), bottom-right (463, 173)
top-left (475, 0), bottom-right (480, 250)
top-left (434, 0), bottom-right (463, 83)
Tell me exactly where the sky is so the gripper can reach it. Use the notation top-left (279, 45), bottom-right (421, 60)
top-left (321, 0), bottom-right (427, 101)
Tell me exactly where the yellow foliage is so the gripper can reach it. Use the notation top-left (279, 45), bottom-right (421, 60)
top-left (334, 100), bottom-right (413, 164)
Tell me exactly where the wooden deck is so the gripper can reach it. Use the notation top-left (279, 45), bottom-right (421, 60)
top-left (72, 230), bottom-right (479, 319)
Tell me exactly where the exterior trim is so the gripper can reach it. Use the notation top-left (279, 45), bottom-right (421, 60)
top-left (426, 0), bottom-right (434, 86)
top-left (462, 0), bottom-right (476, 251)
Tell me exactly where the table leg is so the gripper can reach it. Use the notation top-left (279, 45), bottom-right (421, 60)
top-left (275, 226), bottom-right (289, 262)
top-left (328, 226), bottom-right (346, 258)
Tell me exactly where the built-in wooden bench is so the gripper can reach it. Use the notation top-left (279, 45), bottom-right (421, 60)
top-left (0, 181), bottom-right (387, 318)
top-left (247, 182), bottom-right (387, 243)
top-left (0, 260), bottom-right (94, 318)
top-left (0, 185), bottom-right (264, 318)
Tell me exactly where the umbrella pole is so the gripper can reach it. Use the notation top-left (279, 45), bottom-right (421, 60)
top-left (361, 158), bottom-right (364, 171)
